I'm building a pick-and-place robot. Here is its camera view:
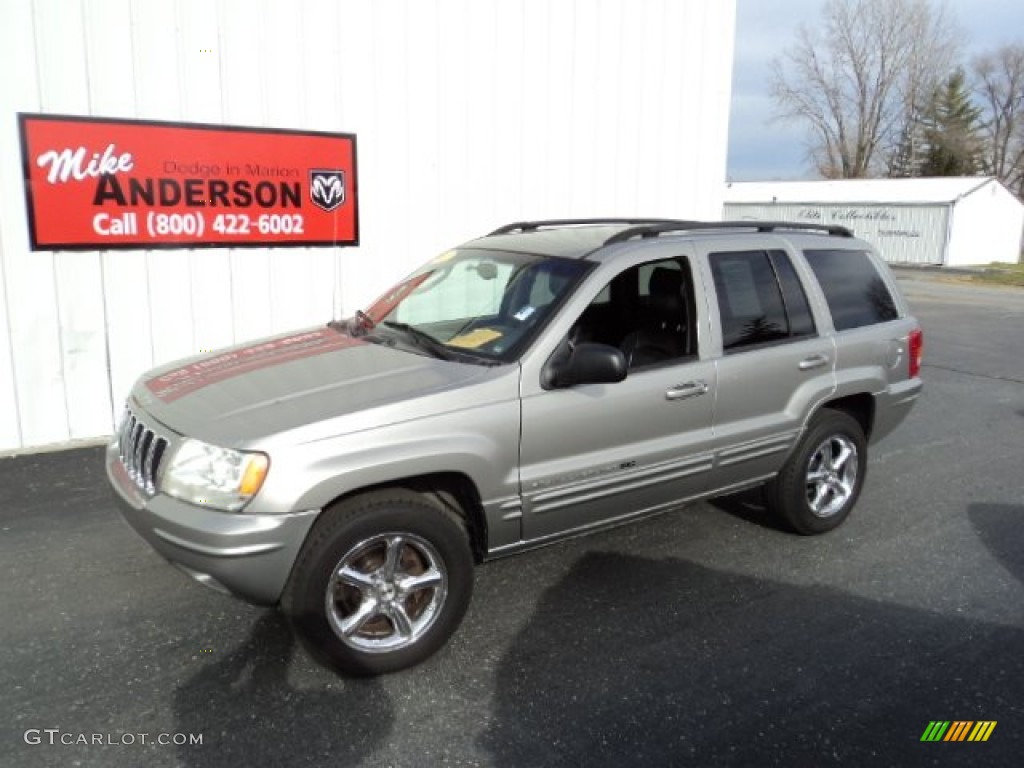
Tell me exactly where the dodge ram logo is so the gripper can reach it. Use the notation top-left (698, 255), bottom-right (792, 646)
top-left (309, 170), bottom-right (346, 212)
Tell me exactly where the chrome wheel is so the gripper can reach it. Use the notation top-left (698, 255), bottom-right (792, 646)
top-left (805, 434), bottom-right (859, 518)
top-left (325, 532), bottom-right (448, 653)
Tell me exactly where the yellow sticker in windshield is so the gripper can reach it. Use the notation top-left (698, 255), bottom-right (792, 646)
top-left (433, 249), bottom-right (458, 264)
top-left (448, 328), bottom-right (503, 349)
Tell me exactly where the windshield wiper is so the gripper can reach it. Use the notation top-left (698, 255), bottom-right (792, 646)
top-left (381, 321), bottom-right (456, 361)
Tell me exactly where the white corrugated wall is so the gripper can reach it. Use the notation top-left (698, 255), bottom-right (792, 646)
top-left (723, 202), bottom-right (949, 265)
top-left (0, 0), bottom-right (736, 452)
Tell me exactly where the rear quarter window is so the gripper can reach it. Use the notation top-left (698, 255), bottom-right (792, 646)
top-left (803, 249), bottom-right (899, 331)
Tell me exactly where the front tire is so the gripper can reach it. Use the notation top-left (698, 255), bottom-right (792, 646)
top-left (282, 489), bottom-right (474, 676)
top-left (766, 409), bottom-right (867, 535)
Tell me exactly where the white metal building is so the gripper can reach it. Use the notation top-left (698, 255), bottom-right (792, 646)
top-left (0, 0), bottom-right (737, 452)
top-left (723, 177), bottom-right (1024, 267)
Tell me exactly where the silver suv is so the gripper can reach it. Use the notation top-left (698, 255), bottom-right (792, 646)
top-left (107, 219), bottom-right (923, 675)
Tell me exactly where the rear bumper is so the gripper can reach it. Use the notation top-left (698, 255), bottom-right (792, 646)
top-left (106, 441), bottom-right (318, 605)
top-left (871, 377), bottom-right (923, 443)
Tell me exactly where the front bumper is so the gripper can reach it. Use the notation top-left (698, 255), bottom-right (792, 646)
top-left (106, 441), bottom-right (318, 605)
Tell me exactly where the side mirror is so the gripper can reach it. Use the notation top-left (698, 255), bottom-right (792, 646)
top-left (542, 342), bottom-right (628, 389)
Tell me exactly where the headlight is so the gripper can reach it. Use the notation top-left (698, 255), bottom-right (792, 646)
top-left (160, 439), bottom-right (269, 512)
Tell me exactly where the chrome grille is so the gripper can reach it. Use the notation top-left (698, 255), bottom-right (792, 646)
top-left (118, 406), bottom-right (168, 495)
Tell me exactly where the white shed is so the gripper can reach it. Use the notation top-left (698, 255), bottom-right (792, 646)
top-left (723, 177), bottom-right (1024, 267)
top-left (0, 0), bottom-right (737, 452)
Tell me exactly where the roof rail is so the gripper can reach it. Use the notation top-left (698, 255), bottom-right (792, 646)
top-left (603, 220), bottom-right (855, 246)
top-left (488, 218), bottom-right (690, 236)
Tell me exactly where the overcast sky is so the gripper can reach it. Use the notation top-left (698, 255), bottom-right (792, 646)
top-left (727, 0), bottom-right (1024, 180)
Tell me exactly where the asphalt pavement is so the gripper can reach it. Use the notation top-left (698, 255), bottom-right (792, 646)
top-left (2, 273), bottom-right (1023, 767)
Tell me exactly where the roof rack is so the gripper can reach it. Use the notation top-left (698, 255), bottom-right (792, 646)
top-left (488, 218), bottom-right (690, 236)
top-left (603, 220), bottom-right (854, 246)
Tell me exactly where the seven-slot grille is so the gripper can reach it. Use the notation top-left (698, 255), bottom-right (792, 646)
top-left (118, 406), bottom-right (168, 495)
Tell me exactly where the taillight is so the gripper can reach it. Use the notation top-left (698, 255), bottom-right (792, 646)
top-left (908, 327), bottom-right (923, 378)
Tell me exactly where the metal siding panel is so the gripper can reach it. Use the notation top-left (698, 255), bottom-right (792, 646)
top-left (146, 250), bottom-right (196, 365)
top-left (179, 1), bottom-right (235, 352)
top-left (0, 0), bottom-right (42, 449)
top-left (103, 251), bottom-right (155, 428)
top-left (227, 248), bottom-right (272, 343)
top-left (129, 2), bottom-right (199, 367)
top-left (178, 0), bottom-right (224, 123)
top-left (15, 0), bottom-right (88, 445)
top-left (53, 255), bottom-right (113, 438)
top-left (544, 1), bottom-right (576, 213)
top-left (657, 0), bottom-right (689, 215)
top-left (373, 0), bottom-right (412, 275)
top-left (298, 0), bottom-right (346, 325)
top-left (308, 249), bottom-right (338, 327)
top-left (268, 251), bottom-right (313, 334)
top-left (333, 0), bottom-right (377, 316)
top-left (612, 6), bottom-right (644, 214)
top-left (723, 203), bottom-right (948, 265)
top-left (84, 0), bottom-right (137, 111)
top-left (435, 0), bottom-right (476, 245)
top-left (218, 0), bottom-right (263, 124)
top-left (405, 0), bottom-right (444, 261)
top-left (593, 0), bottom-right (624, 209)
top-left (261, 0), bottom-right (305, 124)
top-left (873, 206), bottom-right (949, 265)
top-left (131, 1), bottom-right (183, 119)
top-left (569, 3), bottom-right (602, 214)
top-left (273, 3), bottom-right (347, 328)
top-left (49, 0), bottom-right (149, 439)
top-left (191, 250), bottom-right (236, 350)
top-left (696, 1), bottom-right (736, 220)
top-left (634, 3), bottom-right (666, 213)
top-left (299, 0), bottom-right (342, 128)
top-left (213, 3), bottom-right (273, 343)
top-left (462, 0), bottom-right (499, 226)
top-left (83, 2), bottom-right (152, 427)
top-left (0, 241), bottom-right (22, 450)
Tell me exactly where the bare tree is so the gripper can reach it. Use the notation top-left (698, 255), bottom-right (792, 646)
top-left (771, 0), bottom-right (959, 178)
top-left (972, 44), bottom-right (1024, 197)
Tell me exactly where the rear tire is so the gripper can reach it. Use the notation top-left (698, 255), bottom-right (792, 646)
top-left (765, 409), bottom-right (867, 535)
top-left (282, 489), bottom-right (473, 676)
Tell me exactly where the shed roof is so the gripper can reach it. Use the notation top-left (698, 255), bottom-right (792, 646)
top-left (724, 177), bottom-right (1002, 205)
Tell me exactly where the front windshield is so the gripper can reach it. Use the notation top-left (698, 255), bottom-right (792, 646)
top-left (357, 248), bottom-right (591, 361)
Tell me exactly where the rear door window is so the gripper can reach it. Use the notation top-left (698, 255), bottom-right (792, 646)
top-left (709, 250), bottom-right (815, 352)
top-left (803, 250), bottom-right (898, 330)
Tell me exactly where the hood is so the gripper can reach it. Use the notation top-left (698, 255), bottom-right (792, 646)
top-left (129, 326), bottom-right (501, 446)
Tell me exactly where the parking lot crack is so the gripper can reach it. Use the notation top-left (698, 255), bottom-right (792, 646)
top-left (922, 363), bottom-right (1024, 386)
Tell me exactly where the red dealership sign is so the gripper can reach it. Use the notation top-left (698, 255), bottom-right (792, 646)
top-left (18, 113), bottom-right (358, 250)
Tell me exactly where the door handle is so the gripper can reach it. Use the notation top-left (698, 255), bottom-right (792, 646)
top-left (798, 354), bottom-right (830, 371)
top-left (665, 380), bottom-right (709, 401)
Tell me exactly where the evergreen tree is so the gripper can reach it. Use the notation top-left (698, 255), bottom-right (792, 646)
top-left (887, 111), bottom-right (928, 177)
top-left (919, 70), bottom-right (984, 176)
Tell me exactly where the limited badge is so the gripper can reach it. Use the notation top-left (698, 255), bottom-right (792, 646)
top-left (309, 169), bottom-right (346, 212)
